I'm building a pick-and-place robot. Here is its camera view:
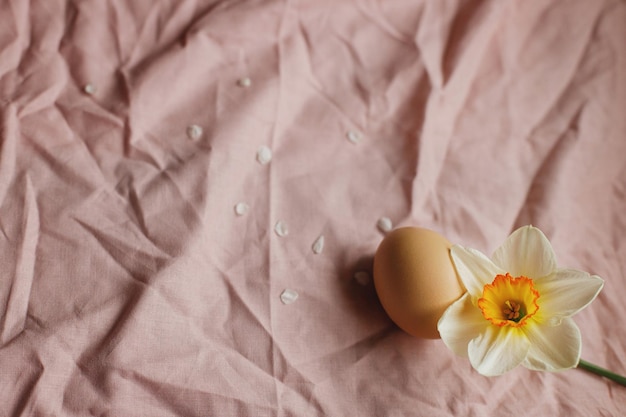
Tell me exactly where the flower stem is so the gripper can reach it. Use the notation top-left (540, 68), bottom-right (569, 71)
top-left (577, 359), bottom-right (626, 387)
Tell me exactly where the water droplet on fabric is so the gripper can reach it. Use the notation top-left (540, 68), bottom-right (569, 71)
top-left (280, 289), bottom-right (298, 304)
top-left (238, 77), bottom-right (252, 87)
top-left (187, 124), bottom-right (203, 140)
top-left (346, 130), bottom-right (362, 144)
top-left (83, 84), bottom-right (96, 95)
top-left (274, 220), bottom-right (288, 237)
top-left (354, 271), bottom-right (370, 286)
top-left (257, 146), bottom-right (272, 165)
top-left (234, 203), bottom-right (249, 216)
top-left (377, 217), bottom-right (393, 233)
top-left (312, 235), bottom-right (324, 254)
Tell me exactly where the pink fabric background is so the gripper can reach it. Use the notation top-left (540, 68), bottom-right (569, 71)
top-left (1, 0), bottom-right (625, 415)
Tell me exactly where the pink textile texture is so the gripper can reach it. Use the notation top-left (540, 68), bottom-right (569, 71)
top-left (1, 0), bottom-right (626, 415)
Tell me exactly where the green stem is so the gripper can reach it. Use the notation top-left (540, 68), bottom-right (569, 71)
top-left (577, 359), bottom-right (626, 387)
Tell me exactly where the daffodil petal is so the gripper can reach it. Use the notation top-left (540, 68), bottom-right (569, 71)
top-left (437, 293), bottom-right (489, 357)
top-left (522, 318), bottom-right (581, 371)
top-left (491, 225), bottom-right (557, 279)
top-left (468, 326), bottom-right (530, 376)
top-left (534, 270), bottom-right (604, 320)
top-left (450, 245), bottom-right (504, 298)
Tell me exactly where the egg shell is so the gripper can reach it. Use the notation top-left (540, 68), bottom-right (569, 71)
top-left (373, 227), bottom-right (465, 339)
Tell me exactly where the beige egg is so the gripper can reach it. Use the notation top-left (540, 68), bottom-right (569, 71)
top-left (373, 227), bottom-right (465, 339)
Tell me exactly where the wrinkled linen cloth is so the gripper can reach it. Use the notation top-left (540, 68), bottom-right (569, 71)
top-left (1, 0), bottom-right (625, 416)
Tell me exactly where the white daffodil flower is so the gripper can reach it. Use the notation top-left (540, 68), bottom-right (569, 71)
top-left (437, 225), bottom-right (604, 376)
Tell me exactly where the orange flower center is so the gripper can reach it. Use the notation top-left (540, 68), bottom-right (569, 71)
top-left (478, 273), bottom-right (540, 328)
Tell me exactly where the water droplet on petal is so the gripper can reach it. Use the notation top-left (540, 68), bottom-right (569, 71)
top-left (377, 217), bottom-right (393, 233)
top-left (187, 124), bottom-right (203, 140)
top-left (312, 235), bottom-right (324, 254)
top-left (257, 146), bottom-right (272, 165)
top-left (234, 203), bottom-right (249, 216)
top-left (280, 289), bottom-right (298, 304)
top-left (274, 220), bottom-right (288, 237)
